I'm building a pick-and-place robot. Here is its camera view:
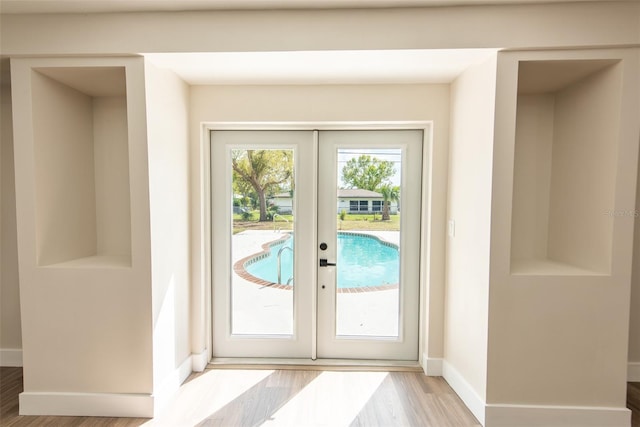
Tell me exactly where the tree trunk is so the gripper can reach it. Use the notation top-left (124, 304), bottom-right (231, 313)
top-left (257, 189), bottom-right (268, 221)
top-left (382, 201), bottom-right (390, 221)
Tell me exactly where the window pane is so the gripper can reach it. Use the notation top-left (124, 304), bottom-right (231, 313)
top-left (230, 148), bottom-right (294, 335)
top-left (336, 148), bottom-right (401, 337)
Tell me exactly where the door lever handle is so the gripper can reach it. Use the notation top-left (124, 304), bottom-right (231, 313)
top-left (319, 258), bottom-right (336, 267)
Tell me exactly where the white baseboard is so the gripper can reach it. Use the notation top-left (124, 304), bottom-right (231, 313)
top-left (192, 349), bottom-right (209, 372)
top-left (19, 355), bottom-right (196, 418)
top-left (153, 355), bottom-right (193, 416)
top-left (19, 392), bottom-right (154, 417)
top-left (442, 360), bottom-right (486, 425)
top-left (421, 354), bottom-right (443, 376)
top-left (0, 349), bottom-right (23, 367)
top-left (485, 404), bottom-right (631, 427)
top-left (629, 362), bottom-right (640, 382)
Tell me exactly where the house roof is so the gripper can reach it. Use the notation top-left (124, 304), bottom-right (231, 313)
top-left (338, 189), bottom-right (382, 198)
top-left (271, 189), bottom-right (383, 198)
top-left (272, 192), bottom-right (293, 198)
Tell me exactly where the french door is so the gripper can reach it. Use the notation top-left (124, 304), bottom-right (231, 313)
top-left (211, 129), bottom-right (423, 361)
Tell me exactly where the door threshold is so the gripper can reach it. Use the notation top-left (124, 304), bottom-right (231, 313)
top-left (208, 358), bottom-right (423, 372)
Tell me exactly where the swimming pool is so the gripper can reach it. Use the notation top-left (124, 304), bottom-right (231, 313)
top-left (242, 232), bottom-right (399, 290)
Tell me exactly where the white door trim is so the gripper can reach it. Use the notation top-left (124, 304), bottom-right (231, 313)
top-left (197, 121), bottom-right (433, 365)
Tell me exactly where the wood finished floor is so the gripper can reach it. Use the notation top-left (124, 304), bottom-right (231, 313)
top-left (1, 367), bottom-right (639, 426)
top-left (630, 382), bottom-right (640, 427)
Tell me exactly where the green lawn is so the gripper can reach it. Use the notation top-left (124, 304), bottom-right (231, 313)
top-left (232, 211), bottom-right (399, 234)
top-left (339, 213), bottom-right (400, 231)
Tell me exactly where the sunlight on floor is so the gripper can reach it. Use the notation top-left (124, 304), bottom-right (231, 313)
top-left (144, 369), bottom-right (274, 426)
top-left (261, 371), bottom-right (388, 426)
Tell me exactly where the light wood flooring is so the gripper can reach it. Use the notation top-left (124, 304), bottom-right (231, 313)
top-left (1, 367), bottom-right (639, 426)
top-left (630, 382), bottom-right (640, 427)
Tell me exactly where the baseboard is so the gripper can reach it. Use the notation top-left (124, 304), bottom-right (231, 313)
top-left (19, 355), bottom-right (195, 418)
top-left (421, 354), bottom-right (443, 376)
top-left (629, 362), bottom-right (640, 382)
top-left (192, 349), bottom-right (209, 372)
top-left (19, 392), bottom-right (154, 417)
top-left (153, 355), bottom-right (193, 416)
top-left (0, 349), bottom-right (23, 367)
top-left (485, 404), bottom-right (631, 427)
top-left (442, 360), bottom-right (486, 425)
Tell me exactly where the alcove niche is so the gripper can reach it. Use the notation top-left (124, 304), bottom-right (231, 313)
top-left (510, 59), bottom-right (622, 275)
top-left (31, 66), bottom-right (132, 267)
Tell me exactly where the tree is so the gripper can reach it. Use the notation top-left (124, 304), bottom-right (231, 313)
top-left (233, 172), bottom-right (256, 209)
top-left (232, 149), bottom-right (293, 221)
top-left (341, 155), bottom-right (395, 191)
top-left (379, 185), bottom-right (400, 221)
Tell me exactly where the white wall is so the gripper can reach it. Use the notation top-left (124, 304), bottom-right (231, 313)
top-left (144, 61), bottom-right (192, 407)
top-left (443, 55), bottom-right (497, 423)
top-left (0, 83), bottom-right (22, 364)
top-left (189, 84), bottom-right (450, 364)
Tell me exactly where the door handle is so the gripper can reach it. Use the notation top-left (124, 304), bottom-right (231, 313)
top-left (319, 258), bottom-right (336, 267)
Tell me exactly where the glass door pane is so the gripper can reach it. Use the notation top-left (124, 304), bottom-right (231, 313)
top-left (230, 148), bottom-right (295, 335)
top-left (336, 148), bottom-right (402, 337)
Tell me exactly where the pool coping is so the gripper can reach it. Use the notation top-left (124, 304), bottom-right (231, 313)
top-left (233, 231), bottom-right (400, 293)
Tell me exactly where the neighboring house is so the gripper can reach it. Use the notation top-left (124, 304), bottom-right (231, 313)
top-left (269, 192), bottom-right (294, 214)
top-left (337, 189), bottom-right (397, 214)
top-left (271, 189), bottom-right (397, 215)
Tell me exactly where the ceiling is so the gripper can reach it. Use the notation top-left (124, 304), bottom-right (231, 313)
top-left (1, 49), bottom-right (498, 87)
top-left (0, 0), bottom-right (613, 14)
top-left (145, 49), bottom-right (498, 85)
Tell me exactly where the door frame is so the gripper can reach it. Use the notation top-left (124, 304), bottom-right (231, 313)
top-left (198, 121), bottom-right (433, 366)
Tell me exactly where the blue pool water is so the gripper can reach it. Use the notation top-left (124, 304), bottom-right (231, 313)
top-left (244, 233), bottom-right (399, 289)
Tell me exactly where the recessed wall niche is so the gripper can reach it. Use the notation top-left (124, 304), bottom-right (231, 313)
top-left (31, 67), bottom-right (131, 267)
top-left (510, 59), bottom-right (622, 275)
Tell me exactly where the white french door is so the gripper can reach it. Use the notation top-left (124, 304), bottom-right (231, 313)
top-left (211, 128), bottom-right (423, 361)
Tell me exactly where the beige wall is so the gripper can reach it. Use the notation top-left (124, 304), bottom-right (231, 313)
top-left (487, 48), bottom-right (639, 416)
top-left (31, 70), bottom-right (98, 265)
top-left (510, 95), bottom-right (554, 262)
top-left (1, 3), bottom-right (639, 55)
top-left (444, 56), bottom-right (497, 413)
top-left (1, 84), bottom-right (21, 352)
top-left (144, 62), bottom-right (192, 398)
top-left (630, 152), bottom-right (640, 365)
top-left (10, 57), bottom-right (154, 406)
top-left (188, 84), bottom-right (450, 361)
top-left (546, 63), bottom-right (621, 273)
top-left (93, 96), bottom-right (131, 258)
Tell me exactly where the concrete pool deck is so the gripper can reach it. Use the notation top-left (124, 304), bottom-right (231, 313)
top-left (230, 230), bottom-right (400, 337)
